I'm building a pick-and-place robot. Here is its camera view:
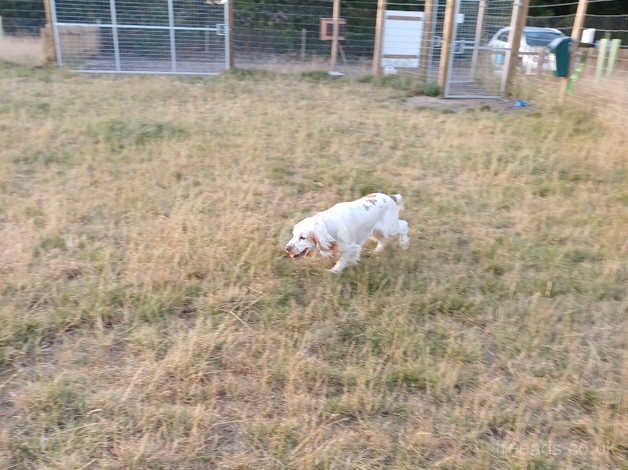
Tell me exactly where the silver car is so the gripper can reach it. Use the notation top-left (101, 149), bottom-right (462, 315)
top-left (489, 26), bottom-right (565, 73)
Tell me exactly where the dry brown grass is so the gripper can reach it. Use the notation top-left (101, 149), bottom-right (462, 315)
top-left (0, 63), bottom-right (626, 469)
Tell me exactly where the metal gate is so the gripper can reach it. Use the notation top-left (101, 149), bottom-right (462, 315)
top-left (444, 0), bottom-right (511, 98)
top-left (49, 0), bottom-right (230, 75)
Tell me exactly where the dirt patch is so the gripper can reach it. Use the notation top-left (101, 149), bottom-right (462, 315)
top-left (407, 95), bottom-right (535, 113)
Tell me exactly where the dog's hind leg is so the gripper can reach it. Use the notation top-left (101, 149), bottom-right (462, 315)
top-left (398, 220), bottom-right (409, 249)
top-left (371, 230), bottom-right (387, 254)
top-left (374, 220), bottom-right (409, 251)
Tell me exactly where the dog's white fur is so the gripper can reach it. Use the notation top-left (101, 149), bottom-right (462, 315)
top-left (285, 193), bottom-right (409, 273)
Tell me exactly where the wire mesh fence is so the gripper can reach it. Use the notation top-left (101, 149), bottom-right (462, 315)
top-left (50, 0), bottom-right (228, 74)
top-left (233, 0), bottom-right (377, 75)
top-left (523, 7), bottom-right (628, 89)
top-left (511, 1), bottom-right (628, 118)
top-left (0, 0), bottom-right (47, 64)
top-left (528, 12), bottom-right (627, 44)
top-left (234, 0), bottom-right (423, 74)
top-left (0, 0), bottom-right (46, 36)
top-left (444, 0), bottom-right (514, 98)
top-left (0, 0), bottom-right (626, 100)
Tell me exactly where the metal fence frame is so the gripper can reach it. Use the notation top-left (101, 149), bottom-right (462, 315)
top-left (38, 0), bottom-right (624, 99)
top-left (443, 0), bottom-right (515, 99)
top-left (48, 0), bottom-right (230, 75)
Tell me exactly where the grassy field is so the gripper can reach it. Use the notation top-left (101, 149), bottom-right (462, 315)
top-left (0, 63), bottom-right (626, 469)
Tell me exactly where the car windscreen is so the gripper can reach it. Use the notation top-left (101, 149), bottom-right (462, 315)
top-left (526, 31), bottom-right (564, 47)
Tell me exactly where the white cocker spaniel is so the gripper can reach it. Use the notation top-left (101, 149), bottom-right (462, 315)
top-left (285, 193), bottom-right (409, 273)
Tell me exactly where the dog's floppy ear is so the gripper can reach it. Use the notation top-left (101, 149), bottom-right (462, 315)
top-left (310, 219), bottom-right (336, 251)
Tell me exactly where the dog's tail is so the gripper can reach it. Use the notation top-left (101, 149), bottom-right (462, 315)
top-left (390, 193), bottom-right (404, 210)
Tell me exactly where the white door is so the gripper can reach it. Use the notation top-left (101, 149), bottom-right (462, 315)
top-left (381, 10), bottom-right (424, 69)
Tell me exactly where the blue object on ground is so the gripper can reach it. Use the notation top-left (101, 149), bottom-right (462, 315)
top-left (515, 100), bottom-right (529, 107)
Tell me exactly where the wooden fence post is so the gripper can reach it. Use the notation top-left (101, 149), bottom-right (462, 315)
top-left (438, 0), bottom-right (456, 95)
top-left (470, 0), bottom-right (486, 79)
top-left (227, 0), bottom-right (235, 69)
top-left (419, 0), bottom-right (434, 80)
top-left (571, 0), bottom-right (588, 43)
top-left (558, 0), bottom-right (588, 99)
top-left (330, 0), bottom-right (341, 72)
top-left (372, 0), bottom-right (386, 76)
top-left (42, 0), bottom-right (56, 64)
top-left (500, 0), bottom-right (529, 96)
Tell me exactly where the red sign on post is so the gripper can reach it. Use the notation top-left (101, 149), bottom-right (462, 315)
top-left (320, 18), bottom-right (346, 41)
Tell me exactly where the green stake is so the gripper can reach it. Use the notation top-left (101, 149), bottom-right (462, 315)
top-left (606, 39), bottom-right (621, 77)
top-left (567, 49), bottom-right (588, 93)
top-left (595, 38), bottom-right (608, 81)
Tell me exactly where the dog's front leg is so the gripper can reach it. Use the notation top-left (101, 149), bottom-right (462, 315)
top-left (329, 244), bottom-right (361, 274)
top-left (329, 258), bottom-right (348, 274)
